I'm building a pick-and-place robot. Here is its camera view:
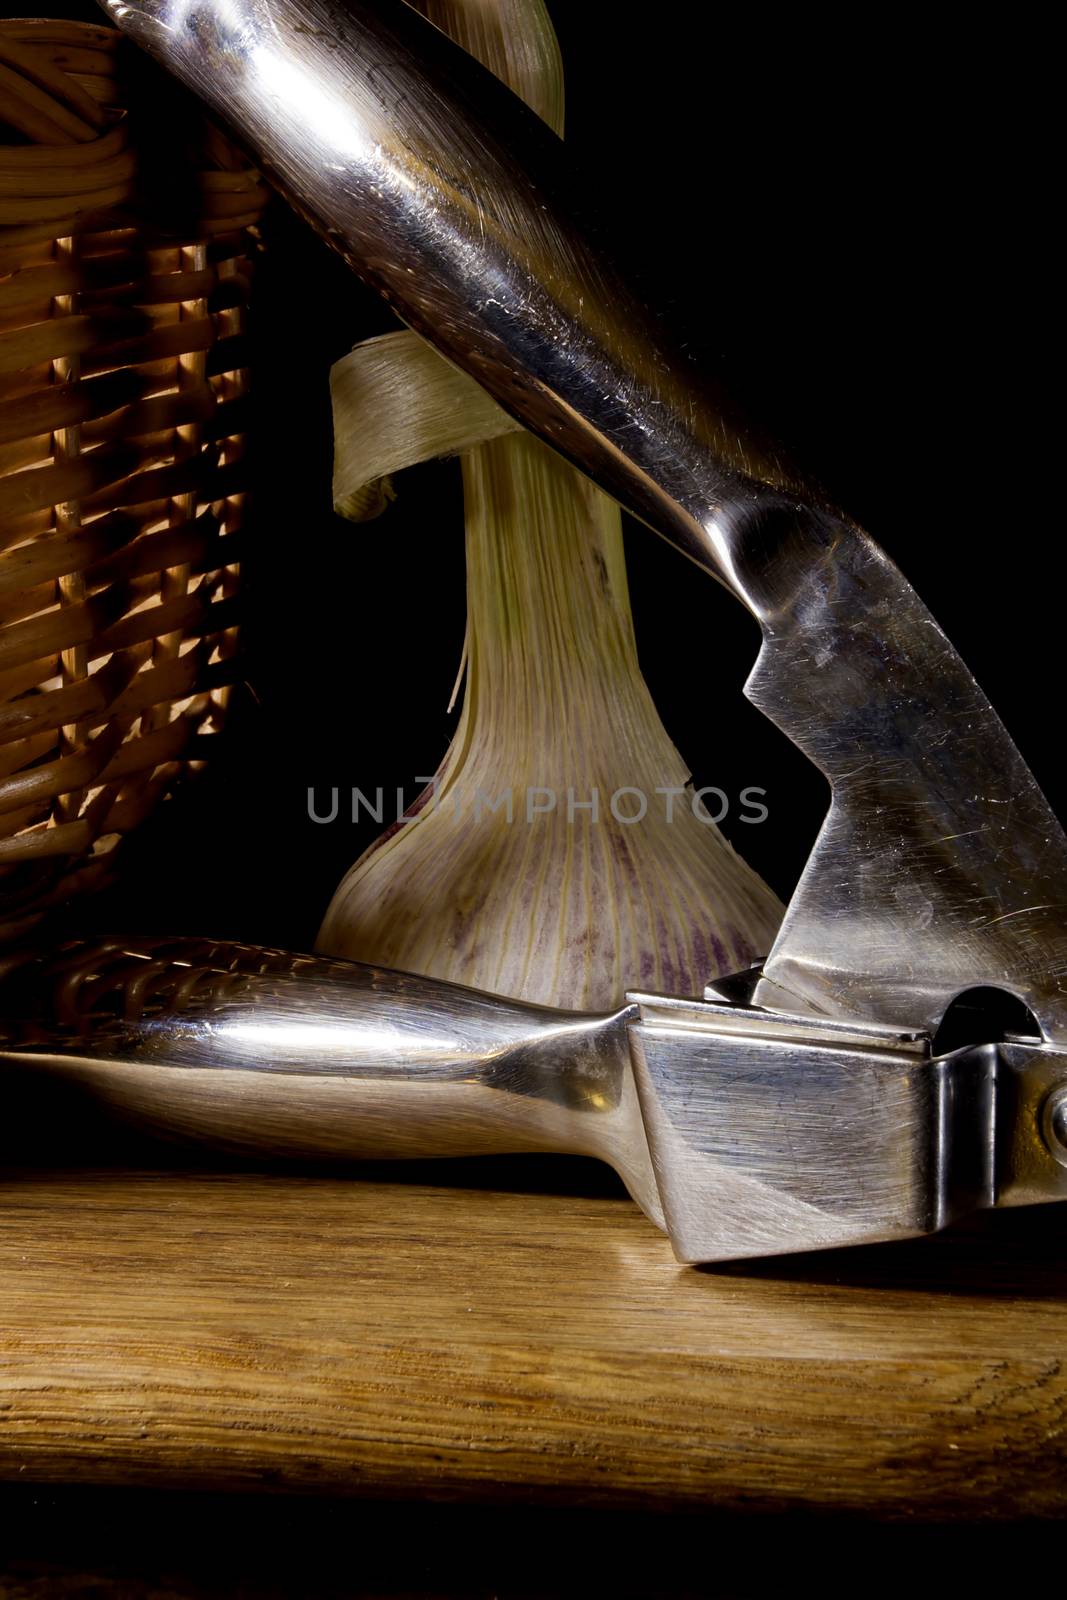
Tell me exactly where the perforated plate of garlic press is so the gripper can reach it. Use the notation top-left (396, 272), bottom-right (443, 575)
top-left (2, 0), bottom-right (1064, 1261)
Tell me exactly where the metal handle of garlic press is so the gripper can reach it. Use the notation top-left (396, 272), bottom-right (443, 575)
top-left (101, 0), bottom-right (1067, 1044)
top-left (0, 936), bottom-right (664, 1227)
top-left (5, 935), bottom-right (1065, 1262)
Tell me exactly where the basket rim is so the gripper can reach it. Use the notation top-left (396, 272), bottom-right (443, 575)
top-left (0, 20), bottom-right (119, 46)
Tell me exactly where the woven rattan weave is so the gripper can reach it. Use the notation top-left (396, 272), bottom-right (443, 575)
top-left (0, 20), bottom-right (266, 942)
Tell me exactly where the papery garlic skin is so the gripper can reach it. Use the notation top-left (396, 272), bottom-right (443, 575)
top-left (319, 428), bottom-right (782, 1008)
top-left (316, 0), bottom-right (784, 1009)
top-left (331, 329), bottom-right (522, 523)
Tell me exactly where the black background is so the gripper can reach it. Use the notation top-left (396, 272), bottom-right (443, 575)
top-left (48, 0), bottom-right (1056, 952)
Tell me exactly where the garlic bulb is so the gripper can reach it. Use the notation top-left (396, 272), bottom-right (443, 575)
top-left (316, 0), bottom-right (783, 1009)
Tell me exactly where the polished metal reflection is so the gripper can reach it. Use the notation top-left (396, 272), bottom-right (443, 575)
top-left (100, 0), bottom-right (1067, 1042)
top-left (630, 990), bottom-right (1067, 1261)
top-left (0, 936), bottom-right (663, 1226)
top-left (4, 938), bottom-right (1067, 1262)
top-left (629, 1008), bottom-right (995, 1262)
top-left (1043, 1087), bottom-right (1067, 1168)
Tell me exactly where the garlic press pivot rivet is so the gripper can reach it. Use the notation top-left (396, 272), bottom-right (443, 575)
top-left (1042, 1087), bottom-right (1067, 1167)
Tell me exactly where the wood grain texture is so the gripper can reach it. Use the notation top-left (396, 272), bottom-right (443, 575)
top-left (1, 1168), bottom-right (1065, 1517)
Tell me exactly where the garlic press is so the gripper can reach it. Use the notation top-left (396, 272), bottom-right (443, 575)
top-left (2, 0), bottom-right (1064, 1262)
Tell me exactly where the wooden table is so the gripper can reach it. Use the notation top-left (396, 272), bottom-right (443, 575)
top-left (1, 1164), bottom-right (1064, 1520)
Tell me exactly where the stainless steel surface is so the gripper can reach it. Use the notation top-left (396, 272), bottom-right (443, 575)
top-left (997, 1042), bottom-right (1067, 1203)
top-left (630, 1020), bottom-right (992, 1264)
top-left (52, 0), bottom-right (1066, 1262)
top-left (0, 936), bottom-right (664, 1228)
top-left (1044, 1087), bottom-right (1067, 1167)
top-left (631, 991), bottom-right (1067, 1261)
top-left (100, 0), bottom-right (1067, 1043)
top-left (3, 940), bottom-right (1065, 1262)
top-left (630, 989), bottom-right (929, 1055)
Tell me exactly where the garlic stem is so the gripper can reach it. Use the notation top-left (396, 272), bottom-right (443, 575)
top-left (331, 330), bottom-right (520, 524)
top-left (317, 0), bottom-right (783, 1009)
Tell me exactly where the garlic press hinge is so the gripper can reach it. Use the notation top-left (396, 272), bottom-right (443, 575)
top-left (625, 986), bottom-right (1067, 1263)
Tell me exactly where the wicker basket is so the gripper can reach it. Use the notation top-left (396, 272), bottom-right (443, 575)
top-left (0, 20), bottom-right (267, 944)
